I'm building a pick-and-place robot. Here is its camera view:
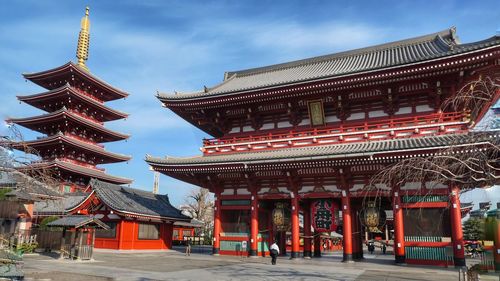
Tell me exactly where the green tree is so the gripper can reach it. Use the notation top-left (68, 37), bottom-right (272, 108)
top-left (463, 218), bottom-right (484, 241)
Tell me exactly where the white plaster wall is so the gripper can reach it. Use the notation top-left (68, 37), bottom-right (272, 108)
top-left (394, 107), bottom-right (412, 115)
top-left (415, 104), bottom-right (433, 112)
top-left (237, 188), bottom-right (251, 195)
top-left (346, 112), bottom-right (365, 121)
top-left (368, 110), bottom-right (388, 118)
top-left (221, 189), bottom-right (233, 195)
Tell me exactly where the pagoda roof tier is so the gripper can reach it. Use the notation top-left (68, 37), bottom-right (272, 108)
top-left (17, 84), bottom-right (128, 122)
top-left (146, 133), bottom-right (497, 169)
top-left (8, 132), bottom-right (131, 164)
top-left (19, 159), bottom-right (132, 185)
top-left (158, 28), bottom-right (500, 103)
top-left (7, 108), bottom-right (130, 143)
top-left (23, 62), bottom-right (128, 102)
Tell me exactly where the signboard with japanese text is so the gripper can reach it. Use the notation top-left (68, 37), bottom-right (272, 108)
top-left (311, 199), bottom-right (337, 232)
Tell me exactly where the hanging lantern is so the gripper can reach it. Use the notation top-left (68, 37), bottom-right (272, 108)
top-left (311, 199), bottom-right (337, 232)
top-left (360, 201), bottom-right (386, 233)
top-left (272, 202), bottom-right (290, 231)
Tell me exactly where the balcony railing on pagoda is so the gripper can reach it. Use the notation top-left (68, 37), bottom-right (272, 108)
top-left (201, 111), bottom-right (469, 155)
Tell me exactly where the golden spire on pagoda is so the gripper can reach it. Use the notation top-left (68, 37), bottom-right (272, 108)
top-left (76, 6), bottom-right (91, 71)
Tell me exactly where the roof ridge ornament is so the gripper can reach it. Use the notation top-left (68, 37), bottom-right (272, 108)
top-left (76, 6), bottom-right (91, 72)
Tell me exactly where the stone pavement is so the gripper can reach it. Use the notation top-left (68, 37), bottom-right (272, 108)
top-left (22, 249), bottom-right (496, 281)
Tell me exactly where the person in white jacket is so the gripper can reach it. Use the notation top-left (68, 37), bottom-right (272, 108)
top-left (269, 242), bottom-right (280, 265)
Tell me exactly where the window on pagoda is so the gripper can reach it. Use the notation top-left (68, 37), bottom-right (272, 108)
top-left (95, 222), bottom-right (117, 238)
top-left (138, 223), bottom-right (160, 240)
top-left (173, 229), bottom-right (179, 240)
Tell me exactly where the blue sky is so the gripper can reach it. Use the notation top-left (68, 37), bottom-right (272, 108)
top-left (1, 0), bottom-right (499, 206)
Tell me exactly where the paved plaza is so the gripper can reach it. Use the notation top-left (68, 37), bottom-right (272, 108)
top-left (20, 248), bottom-right (496, 281)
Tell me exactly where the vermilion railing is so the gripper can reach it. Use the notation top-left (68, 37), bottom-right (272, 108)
top-left (202, 111), bottom-right (469, 154)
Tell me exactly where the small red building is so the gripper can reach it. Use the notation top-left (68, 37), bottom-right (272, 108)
top-left (173, 219), bottom-right (204, 245)
top-left (35, 179), bottom-right (190, 250)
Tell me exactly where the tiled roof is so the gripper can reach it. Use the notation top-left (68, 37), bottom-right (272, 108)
top-left (16, 84), bottom-right (129, 122)
top-left (159, 28), bottom-right (500, 100)
top-left (8, 132), bottom-right (131, 163)
top-left (89, 179), bottom-right (191, 221)
top-left (146, 133), bottom-right (497, 166)
top-left (34, 192), bottom-right (89, 215)
top-left (47, 215), bottom-right (109, 229)
top-left (0, 168), bottom-right (62, 199)
top-left (23, 62), bottom-right (128, 102)
top-left (22, 159), bottom-right (133, 185)
top-left (6, 108), bottom-right (130, 143)
top-left (174, 218), bottom-right (204, 228)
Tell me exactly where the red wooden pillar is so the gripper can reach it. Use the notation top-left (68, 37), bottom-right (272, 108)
top-left (450, 185), bottom-right (466, 267)
top-left (351, 207), bottom-right (362, 260)
top-left (303, 203), bottom-right (312, 258)
top-left (313, 230), bottom-right (321, 257)
top-left (492, 211), bottom-right (500, 272)
top-left (213, 194), bottom-right (221, 255)
top-left (291, 192), bottom-right (300, 258)
top-left (342, 189), bottom-right (353, 262)
top-left (393, 186), bottom-right (406, 264)
top-left (250, 192), bottom-right (258, 257)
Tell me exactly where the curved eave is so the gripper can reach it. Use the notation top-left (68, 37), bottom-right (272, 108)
top-left (157, 35), bottom-right (500, 103)
top-left (22, 160), bottom-right (133, 185)
top-left (23, 62), bottom-right (129, 101)
top-left (17, 85), bottom-right (129, 121)
top-left (7, 109), bottom-right (130, 142)
top-left (145, 133), bottom-right (497, 168)
top-left (10, 134), bottom-right (131, 163)
top-left (108, 208), bottom-right (191, 222)
top-left (66, 190), bottom-right (95, 213)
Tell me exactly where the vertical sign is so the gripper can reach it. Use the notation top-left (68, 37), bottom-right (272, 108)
top-left (307, 100), bottom-right (325, 126)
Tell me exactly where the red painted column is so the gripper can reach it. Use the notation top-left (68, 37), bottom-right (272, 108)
top-left (450, 185), bottom-right (466, 267)
top-left (213, 194), bottom-right (221, 255)
top-left (342, 189), bottom-right (353, 262)
top-left (291, 192), bottom-right (300, 258)
top-left (303, 203), bottom-right (312, 258)
top-left (250, 192), bottom-right (258, 257)
top-left (313, 230), bottom-right (321, 257)
top-left (493, 214), bottom-right (500, 272)
top-left (118, 220), bottom-right (125, 250)
top-left (393, 186), bottom-right (406, 264)
top-left (351, 207), bottom-right (361, 260)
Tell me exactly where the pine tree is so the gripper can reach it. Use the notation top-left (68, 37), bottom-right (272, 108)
top-left (462, 218), bottom-right (484, 241)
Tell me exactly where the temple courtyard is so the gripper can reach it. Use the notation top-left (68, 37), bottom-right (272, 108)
top-left (21, 248), bottom-right (496, 281)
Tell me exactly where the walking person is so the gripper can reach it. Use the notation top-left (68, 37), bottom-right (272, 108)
top-left (185, 238), bottom-right (191, 256)
top-left (270, 241), bottom-right (280, 265)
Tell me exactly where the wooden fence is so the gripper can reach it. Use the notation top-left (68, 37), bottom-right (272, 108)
top-left (31, 228), bottom-right (63, 250)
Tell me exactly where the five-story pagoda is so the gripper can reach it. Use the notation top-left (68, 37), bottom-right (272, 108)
top-left (6, 7), bottom-right (132, 192)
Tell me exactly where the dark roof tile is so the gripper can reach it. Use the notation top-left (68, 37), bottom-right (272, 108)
top-left (89, 179), bottom-right (190, 221)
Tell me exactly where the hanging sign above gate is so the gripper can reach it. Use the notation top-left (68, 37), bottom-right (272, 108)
top-left (311, 199), bottom-right (337, 232)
